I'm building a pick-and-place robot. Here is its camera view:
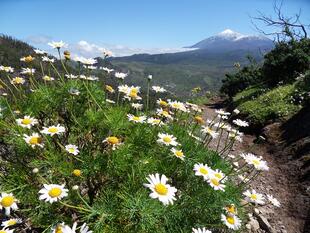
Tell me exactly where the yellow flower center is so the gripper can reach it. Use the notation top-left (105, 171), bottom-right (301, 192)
top-left (48, 187), bottom-right (62, 198)
top-left (131, 88), bottom-right (138, 94)
top-left (73, 169), bottom-right (81, 177)
top-left (55, 225), bottom-right (63, 233)
top-left (199, 167), bottom-right (209, 175)
top-left (107, 136), bottom-right (119, 145)
top-left (250, 194), bottom-right (257, 200)
top-left (210, 178), bottom-right (220, 186)
top-left (132, 116), bottom-right (140, 121)
top-left (172, 103), bottom-right (180, 108)
top-left (13, 77), bottom-right (24, 84)
top-left (159, 100), bottom-right (168, 106)
top-left (175, 151), bottom-right (183, 157)
top-left (21, 118), bottom-right (32, 125)
top-left (215, 173), bottom-right (223, 179)
top-left (68, 148), bottom-right (75, 153)
top-left (106, 85), bottom-right (114, 92)
top-left (129, 91), bottom-right (137, 98)
top-left (154, 183), bottom-right (168, 195)
top-left (48, 127), bottom-right (59, 133)
top-left (7, 219), bottom-right (17, 226)
top-left (29, 136), bottom-right (42, 145)
top-left (25, 55), bottom-right (34, 63)
top-left (153, 119), bottom-right (160, 124)
top-left (226, 216), bottom-right (235, 224)
top-left (163, 136), bottom-right (172, 143)
top-left (1, 196), bottom-right (14, 207)
top-left (194, 116), bottom-right (204, 124)
top-left (0, 230), bottom-right (7, 233)
top-left (162, 111), bottom-right (169, 116)
top-left (252, 159), bottom-right (260, 166)
top-left (226, 205), bottom-right (236, 214)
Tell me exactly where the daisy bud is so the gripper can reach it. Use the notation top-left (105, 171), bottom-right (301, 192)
top-left (32, 168), bottom-right (39, 174)
top-left (72, 169), bottom-right (82, 177)
top-left (147, 75), bottom-right (152, 81)
top-left (72, 185), bottom-right (79, 190)
top-left (64, 50), bottom-right (71, 60)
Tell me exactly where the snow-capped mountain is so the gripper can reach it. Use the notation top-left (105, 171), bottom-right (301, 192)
top-left (188, 29), bottom-right (274, 52)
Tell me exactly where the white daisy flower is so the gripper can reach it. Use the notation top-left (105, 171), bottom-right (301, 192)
top-left (65, 144), bottom-right (79, 155)
top-left (118, 84), bottom-right (130, 94)
top-left (193, 163), bottom-right (213, 180)
top-left (65, 74), bottom-right (78, 79)
top-left (0, 193), bottom-right (18, 216)
top-left (131, 103), bottom-right (143, 110)
top-left (207, 176), bottom-right (226, 191)
top-left (21, 68), bottom-right (35, 75)
top-left (114, 72), bottom-right (128, 80)
top-left (42, 75), bottom-right (55, 81)
top-left (147, 117), bottom-right (165, 126)
top-left (233, 119), bottom-right (249, 127)
top-left (171, 148), bottom-right (185, 160)
top-left (215, 109), bottom-right (231, 116)
top-left (38, 184), bottom-right (68, 203)
top-left (192, 227), bottom-right (212, 233)
top-left (152, 86), bottom-right (166, 93)
top-left (106, 99), bottom-right (115, 104)
top-left (1, 218), bottom-right (22, 228)
top-left (221, 214), bottom-right (241, 230)
top-left (16, 115), bottom-right (38, 129)
top-left (156, 99), bottom-right (168, 107)
top-left (233, 109), bottom-right (240, 114)
top-left (0, 228), bottom-right (14, 233)
top-left (201, 126), bottom-right (219, 139)
top-left (157, 133), bottom-right (178, 146)
top-left (243, 189), bottom-right (265, 205)
top-left (41, 124), bottom-right (65, 136)
top-left (42, 56), bottom-right (55, 63)
top-left (100, 67), bottom-right (114, 73)
top-left (10, 77), bottom-right (25, 85)
top-left (0, 66), bottom-right (14, 73)
top-left (156, 108), bottom-right (173, 119)
top-left (267, 194), bottom-right (281, 207)
top-left (23, 133), bottom-right (44, 148)
top-left (48, 41), bottom-right (67, 49)
top-left (55, 222), bottom-right (92, 233)
top-left (127, 114), bottom-right (146, 123)
top-left (168, 100), bottom-right (188, 112)
top-left (143, 173), bottom-right (177, 205)
top-left (103, 136), bottom-right (122, 150)
top-left (34, 49), bottom-right (46, 55)
top-left (241, 153), bottom-right (269, 171)
top-left (186, 102), bottom-right (202, 112)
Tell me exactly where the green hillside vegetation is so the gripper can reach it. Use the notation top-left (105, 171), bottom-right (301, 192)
top-left (221, 37), bottom-right (310, 127)
top-left (110, 49), bottom-right (266, 99)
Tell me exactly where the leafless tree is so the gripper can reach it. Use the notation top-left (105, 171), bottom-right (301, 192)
top-left (251, 0), bottom-right (309, 42)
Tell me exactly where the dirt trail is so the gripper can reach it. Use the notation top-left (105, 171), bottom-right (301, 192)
top-left (202, 101), bottom-right (309, 233)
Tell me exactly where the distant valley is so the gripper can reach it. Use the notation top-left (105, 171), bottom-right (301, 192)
top-left (109, 29), bottom-right (274, 98)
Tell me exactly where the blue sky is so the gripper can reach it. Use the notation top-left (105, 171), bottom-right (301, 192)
top-left (1, 0), bottom-right (309, 56)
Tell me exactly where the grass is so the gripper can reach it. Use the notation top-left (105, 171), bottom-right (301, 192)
top-left (233, 84), bottom-right (302, 126)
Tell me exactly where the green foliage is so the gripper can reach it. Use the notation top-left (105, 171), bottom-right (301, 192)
top-left (221, 38), bottom-right (310, 98)
top-left (0, 75), bottom-right (244, 232)
top-left (262, 39), bottom-right (310, 87)
top-left (235, 84), bottom-right (301, 125)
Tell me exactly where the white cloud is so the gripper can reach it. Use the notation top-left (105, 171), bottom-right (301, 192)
top-left (69, 40), bottom-right (195, 58)
top-left (26, 36), bottom-right (196, 58)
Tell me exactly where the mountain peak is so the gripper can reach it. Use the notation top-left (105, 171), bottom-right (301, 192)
top-left (217, 29), bottom-right (244, 38)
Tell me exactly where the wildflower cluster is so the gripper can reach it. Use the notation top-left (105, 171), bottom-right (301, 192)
top-left (0, 40), bottom-right (279, 232)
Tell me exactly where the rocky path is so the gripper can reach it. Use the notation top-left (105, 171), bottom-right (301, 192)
top-left (202, 101), bottom-right (309, 233)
